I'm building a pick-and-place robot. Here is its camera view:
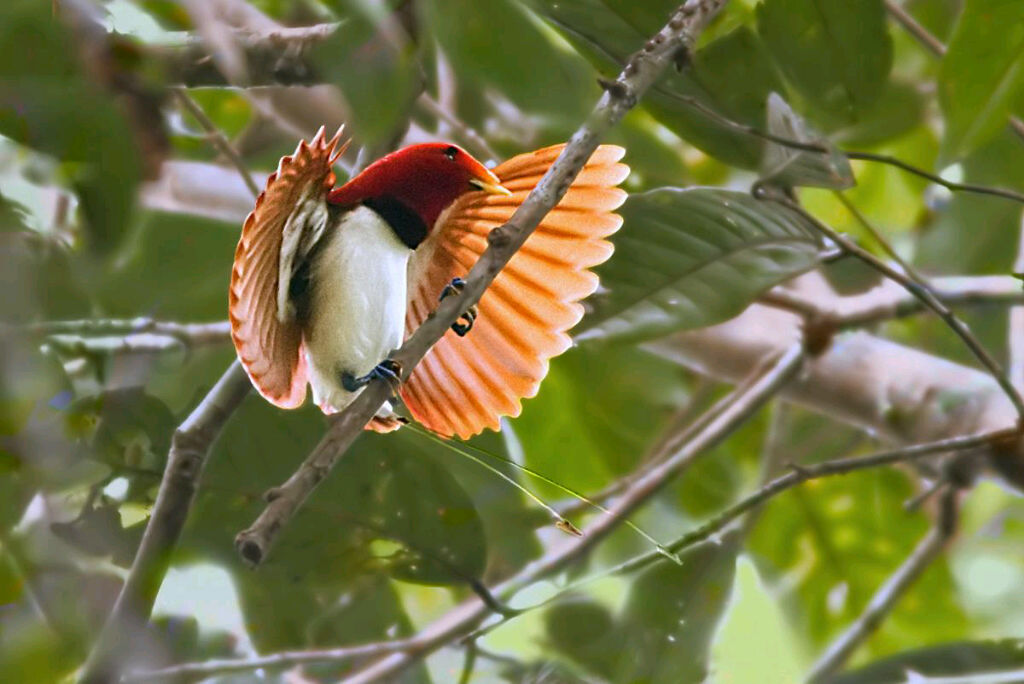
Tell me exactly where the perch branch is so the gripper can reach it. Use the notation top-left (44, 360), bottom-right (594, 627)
top-left (234, 0), bottom-right (732, 567)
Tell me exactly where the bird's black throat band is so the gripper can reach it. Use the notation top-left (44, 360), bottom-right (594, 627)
top-left (362, 196), bottom-right (427, 249)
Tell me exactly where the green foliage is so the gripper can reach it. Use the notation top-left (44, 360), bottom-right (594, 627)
top-left (577, 188), bottom-right (823, 342)
top-left (938, 0), bottom-right (1024, 162)
top-left (0, 0), bottom-right (142, 255)
top-left (756, 0), bottom-right (893, 126)
top-left (3, 0), bottom-right (1024, 681)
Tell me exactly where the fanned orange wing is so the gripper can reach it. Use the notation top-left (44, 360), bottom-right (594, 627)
top-left (402, 144), bottom-right (629, 438)
top-left (229, 127), bottom-right (347, 408)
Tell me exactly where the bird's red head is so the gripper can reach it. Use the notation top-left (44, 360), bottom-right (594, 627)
top-left (326, 143), bottom-right (510, 247)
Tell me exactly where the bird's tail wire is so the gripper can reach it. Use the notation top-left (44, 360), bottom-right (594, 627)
top-left (401, 422), bottom-right (682, 564)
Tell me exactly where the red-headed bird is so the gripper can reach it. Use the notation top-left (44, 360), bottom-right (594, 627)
top-left (229, 127), bottom-right (628, 439)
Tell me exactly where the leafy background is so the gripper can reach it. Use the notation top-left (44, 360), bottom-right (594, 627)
top-left (2, 0), bottom-right (1024, 682)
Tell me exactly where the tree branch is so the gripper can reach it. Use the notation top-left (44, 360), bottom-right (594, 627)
top-left (760, 191), bottom-right (1024, 421)
top-left (77, 362), bottom-right (252, 684)
top-left (339, 342), bottom-right (802, 683)
top-left (234, 0), bottom-right (732, 568)
top-left (123, 636), bottom-right (417, 682)
top-left (122, 340), bottom-right (802, 683)
top-left (761, 275), bottom-right (1024, 328)
top-left (805, 486), bottom-right (960, 683)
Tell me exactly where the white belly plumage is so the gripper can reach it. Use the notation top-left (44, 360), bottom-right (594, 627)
top-left (302, 205), bottom-right (412, 413)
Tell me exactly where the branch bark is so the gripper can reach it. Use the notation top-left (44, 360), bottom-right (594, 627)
top-left (646, 274), bottom-right (1024, 489)
top-left (77, 362), bottom-right (251, 684)
top-left (234, 0), bottom-right (732, 567)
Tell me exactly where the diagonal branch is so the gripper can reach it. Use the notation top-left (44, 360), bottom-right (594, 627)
top-left (339, 343), bottom-right (803, 683)
top-left (77, 362), bottom-right (251, 684)
top-left (805, 486), bottom-right (961, 683)
top-left (76, 89), bottom-right (261, 684)
top-left (123, 341), bottom-right (801, 683)
top-left (234, 0), bottom-right (732, 568)
top-left (759, 190), bottom-right (1024, 421)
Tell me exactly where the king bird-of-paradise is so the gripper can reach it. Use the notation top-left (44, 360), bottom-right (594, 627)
top-left (229, 127), bottom-right (628, 439)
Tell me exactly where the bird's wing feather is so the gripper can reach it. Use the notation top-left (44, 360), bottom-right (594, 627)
top-left (229, 126), bottom-right (347, 408)
top-left (402, 144), bottom-right (628, 438)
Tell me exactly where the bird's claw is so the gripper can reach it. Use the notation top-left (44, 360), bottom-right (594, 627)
top-left (341, 359), bottom-right (403, 396)
top-left (440, 277), bottom-right (477, 337)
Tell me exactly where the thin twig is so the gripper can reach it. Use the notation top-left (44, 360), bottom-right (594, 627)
top-left (341, 342), bottom-right (802, 684)
top-left (123, 636), bottom-right (418, 682)
top-left (761, 191), bottom-right (1024, 421)
top-left (593, 429), bottom-right (1008, 582)
top-left (805, 486), bottom-right (960, 683)
top-left (173, 88), bottom-right (262, 198)
top-left (844, 151), bottom-right (1024, 206)
top-left (234, 0), bottom-right (733, 569)
top-left (2, 318), bottom-right (230, 345)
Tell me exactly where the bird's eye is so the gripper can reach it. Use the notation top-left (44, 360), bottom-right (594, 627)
top-left (444, 146), bottom-right (458, 161)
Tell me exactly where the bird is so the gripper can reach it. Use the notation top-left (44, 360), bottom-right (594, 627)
top-left (229, 126), bottom-right (628, 439)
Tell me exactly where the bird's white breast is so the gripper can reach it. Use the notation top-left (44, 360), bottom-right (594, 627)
top-left (303, 205), bottom-right (411, 413)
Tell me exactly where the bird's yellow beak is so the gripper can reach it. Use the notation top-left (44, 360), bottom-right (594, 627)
top-left (469, 170), bottom-right (512, 196)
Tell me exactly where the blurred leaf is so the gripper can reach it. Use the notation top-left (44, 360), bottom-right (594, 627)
top-left (133, 0), bottom-right (194, 30)
top-left (310, 6), bottom-right (422, 146)
top-left (426, 0), bottom-right (594, 133)
top-left (545, 536), bottom-right (739, 683)
top-left (536, 0), bottom-right (782, 167)
top-left (97, 210), bottom-right (237, 320)
top-left (756, 0), bottom-right (893, 126)
top-left (0, 193), bottom-right (33, 234)
top-left (831, 639), bottom-right (1024, 684)
top-left (938, 0), bottom-right (1024, 162)
top-left (511, 345), bottom-right (687, 498)
top-left (749, 467), bottom-right (968, 655)
top-left (761, 93), bottom-right (855, 190)
top-left (576, 188), bottom-right (822, 344)
top-left (836, 80), bottom-right (926, 148)
top-left (0, 0), bottom-right (142, 254)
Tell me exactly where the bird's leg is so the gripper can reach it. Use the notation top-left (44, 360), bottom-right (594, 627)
top-left (440, 277), bottom-right (478, 337)
top-left (341, 359), bottom-right (403, 396)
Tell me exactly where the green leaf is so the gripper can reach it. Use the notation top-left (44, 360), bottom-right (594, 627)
top-left (938, 0), bottom-right (1024, 162)
top-left (0, 0), bottom-right (142, 255)
top-left (511, 345), bottom-right (688, 498)
top-left (576, 188), bottom-right (823, 343)
top-left (425, 0), bottom-right (594, 133)
top-left (185, 397), bottom-right (488, 587)
top-left (310, 6), bottom-right (422, 146)
top-left (749, 467), bottom-right (968, 654)
top-left (544, 536), bottom-right (739, 683)
top-left (836, 80), bottom-right (926, 148)
top-left (761, 93), bottom-right (855, 190)
top-left (535, 0), bottom-right (783, 167)
top-left (831, 639), bottom-right (1024, 684)
top-left (756, 0), bottom-right (893, 125)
